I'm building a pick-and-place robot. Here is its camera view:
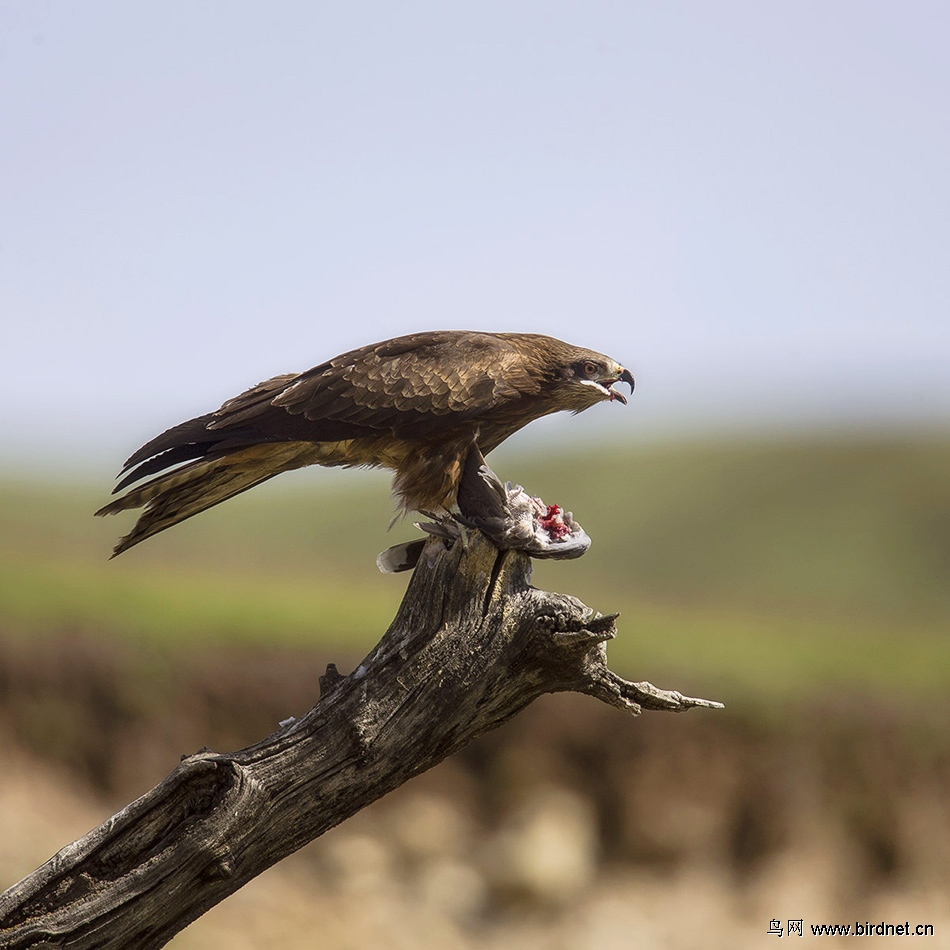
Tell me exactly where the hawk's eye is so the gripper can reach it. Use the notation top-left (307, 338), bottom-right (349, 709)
top-left (583, 361), bottom-right (598, 377)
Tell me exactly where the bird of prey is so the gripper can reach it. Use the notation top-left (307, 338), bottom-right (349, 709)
top-left (97, 330), bottom-right (634, 557)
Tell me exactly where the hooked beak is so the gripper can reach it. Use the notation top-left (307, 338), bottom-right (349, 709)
top-left (605, 367), bottom-right (635, 405)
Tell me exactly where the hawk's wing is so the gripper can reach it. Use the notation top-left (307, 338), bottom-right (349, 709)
top-left (117, 331), bottom-right (540, 486)
top-left (264, 331), bottom-right (540, 436)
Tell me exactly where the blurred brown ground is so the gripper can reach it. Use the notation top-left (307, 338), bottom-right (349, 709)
top-left (2, 633), bottom-right (948, 949)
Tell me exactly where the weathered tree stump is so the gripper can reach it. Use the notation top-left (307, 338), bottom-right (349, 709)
top-left (0, 532), bottom-right (721, 949)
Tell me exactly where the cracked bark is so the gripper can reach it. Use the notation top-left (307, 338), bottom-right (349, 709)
top-left (0, 532), bottom-right (721, 949)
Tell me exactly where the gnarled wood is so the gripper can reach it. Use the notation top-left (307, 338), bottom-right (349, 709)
top-left (0, 532), bottom-right (721, 949)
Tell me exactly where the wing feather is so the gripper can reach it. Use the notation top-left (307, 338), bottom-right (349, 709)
top-left (254, 331), bottom-right (538, 438)
top-left (109, 331), bottom-right (545, 494)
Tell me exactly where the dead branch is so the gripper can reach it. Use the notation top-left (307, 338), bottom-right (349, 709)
top-left (0, 532), bottom-right (721, 949)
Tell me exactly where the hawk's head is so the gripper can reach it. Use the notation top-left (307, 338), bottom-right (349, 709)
top-left (547, 346), bottom-right (635, 412)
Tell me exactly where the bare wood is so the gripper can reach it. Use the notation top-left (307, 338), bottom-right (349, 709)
top-left (0, 533), bottom-right (721, 949)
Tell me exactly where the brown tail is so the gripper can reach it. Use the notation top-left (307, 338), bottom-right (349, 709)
top-left (96, 443), bottom-right (313, 557)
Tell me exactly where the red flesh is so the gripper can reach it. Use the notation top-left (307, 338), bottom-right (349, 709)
top-left (538, 503), bottom-right (570, 540)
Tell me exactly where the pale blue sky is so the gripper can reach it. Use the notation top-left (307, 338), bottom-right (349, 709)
top-left (2, 2), bottom-right (948, 469)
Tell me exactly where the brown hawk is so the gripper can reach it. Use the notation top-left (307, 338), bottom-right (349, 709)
top-left (97, 331), bottom-right (634, 556)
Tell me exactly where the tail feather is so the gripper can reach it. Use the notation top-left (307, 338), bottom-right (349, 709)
top-left (96, 442), bottom-right (316, 557)
top-left (96, 456), bottom-right (277, 557)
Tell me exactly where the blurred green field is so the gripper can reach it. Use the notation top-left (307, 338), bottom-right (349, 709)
top-left (1, 433), bottom-right (948, 707)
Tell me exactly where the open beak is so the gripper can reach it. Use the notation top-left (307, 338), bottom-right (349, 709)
top-left (605, 367), bottom-right (635, 405)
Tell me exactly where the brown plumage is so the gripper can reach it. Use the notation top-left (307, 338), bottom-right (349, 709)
top-left (96, 331), bottom-right (634, 556)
